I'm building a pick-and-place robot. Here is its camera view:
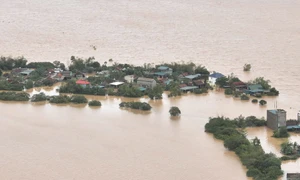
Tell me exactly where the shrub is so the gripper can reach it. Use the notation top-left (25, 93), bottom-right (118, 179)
top-left (267, 87), bottom-right (279, 96)
top-left (70, 95), bottom-right (88, 104)
top-left (259, 100), bottom-right (267, 105)
top-left (0, 91), bottom-right (30, 101)
top-left (273, 127), bottom-right (289, 138)
top-left (243, 64), bottom-right (251, 71)
top-left (49, 95), bottom-right (70, 104)
top-left (88, 100), bottom-right (102, 106)
top-left (224, 89), bottom-right (233, 95)
top-left (119, 102), bottom-right (152, 111)
top-left (252, 99), bottom-right (258, 103)
top-left (31, 92), bottom-right (47, 102)
top-left (240, 94), bottom-right (250, 100)
top-left (169, 106), bottom-right (181, 116)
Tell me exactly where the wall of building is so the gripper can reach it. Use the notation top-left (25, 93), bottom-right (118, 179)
top-left (267, 111), bottom-right (278, 130)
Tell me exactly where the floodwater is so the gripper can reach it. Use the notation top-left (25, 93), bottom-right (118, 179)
top-left (1, 0), bottom-right (300, 179)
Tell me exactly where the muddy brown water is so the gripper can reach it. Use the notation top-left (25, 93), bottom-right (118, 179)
top-left (1, 0), bottom-right (300, 179)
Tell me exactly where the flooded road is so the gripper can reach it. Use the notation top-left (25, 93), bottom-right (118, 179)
top-left (1, 0), bottom-right (300, 179)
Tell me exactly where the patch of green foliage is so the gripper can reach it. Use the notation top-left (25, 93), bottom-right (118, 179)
top-left (259, 100), bottom-right (267, 105)
top-left (0, 56), bottom-right (27, 70)
top-left (273, 127), bottom-right (289, 138)
top-left (205, 116), bottom-right (283, 180)
top-left (69, 95), bottom-right (88, 104)
top-left (252, 99), bottom-right (258, 103)
top-left (116, 84), bottom-right (144, 97)
top-left (0, 80), bottom-right (23, 91)
top-left (224, 89), bottom-right (233, 95)
top-left (169, 106), bottom-right (181, 116)
top-left (88, 100), bottom-right (102, 106)
top-left (0, 91), bottom-right (29, 101)
top-left (31, 92), bottom-right (47, 102)
top-left (146, 85), bottom-right (164, 100)
top-left (49, 95), bottom-right (70, 104)
top-left (119, 102), bottom-right (152, 111)
top-left (59, 80), bottom-right (106, 96)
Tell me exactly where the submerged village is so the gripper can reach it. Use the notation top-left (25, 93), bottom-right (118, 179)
top-left (1, 56), bottom-right (300, 179)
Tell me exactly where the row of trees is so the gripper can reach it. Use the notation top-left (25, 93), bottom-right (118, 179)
top-left (205, 116), bottom-right (283, 180)
top-left (0, 91), bottom-right (30, 101)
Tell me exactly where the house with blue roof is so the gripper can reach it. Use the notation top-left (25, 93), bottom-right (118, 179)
top-left (154, 66), bottom-right (173, 78)
top-left (209, 72), bottom-right (225, 85)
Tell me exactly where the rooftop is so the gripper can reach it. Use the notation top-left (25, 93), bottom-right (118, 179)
top-left (268, 109), bottom-right (286, 114)
top-left (184, 74), bottom-right (201, 80)
top-left (20, 69), bottom-right (34, 75)
top-left (76, 80), bottom-right (90, 85)
top-left (157, 66), bottom-right (170, 70)
top-left (137, 77), bottom-right (156, 82)
top-left (180, 86), bottom-right (199, 91)
top-left (248, 84), bottom-right (263, 90)
top-left (210, 72), bottom-right (225, 79)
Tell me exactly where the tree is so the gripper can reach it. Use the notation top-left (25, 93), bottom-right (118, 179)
top-left (240, 94), bottom-right (250, 100)
top-left (147, 85), bottom-right (163, 100)
top-left (251, 77), bottom-right (271, 90)
top-left (259, 100), bottom-right (267, 105)
top-left (273, 127), bottom-right (289, 138)
top-left (216, 76), bottom-right (229, 87)
top-left (31, 92), bottom-right (47, 102)
top-left (252, 137), bottom-right (261, 146)
top-left (88, 100), bottom-right (102, 106)
top-left (169, 106), bottom-right (181, 116)
top-left (252, 99), bottom-right (258, 103)
top-left (0, 69), bottom-right (2, 76)
top-left (243, 64), bottom-right (251, 71)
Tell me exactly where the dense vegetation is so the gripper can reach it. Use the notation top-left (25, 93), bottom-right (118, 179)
top-left (280, 141), bottom-right (300, 161)
top-left (243, 64), bottom-right (251, 71)
top-left (205, 116), bottom-right (283, 180)
top-left (169, 106), bottom-right (181, 116)
top-left (0, 80), bottom-right (23, 91)
top-left (0, 56), bottom-right (27, 70)
top-left (119, 102), bottom-right (152, 111)
top-left (116, 84), bottom-right (144, 97)
top-left (0, 91), bottom-right (30, 101)
top-left (59, 80), bottom-right (106, 96)
top-left (69, 95), bottom-right (88, 104)
top-left (88, 100), bottom-right (102, 106)
top-left (49, 95), bottom-right (70, 104)
top-left (259, 100), bottom-right (267, 106)
top-left (146, 85), bottom-right (164, 100)
top-left (31, 92), bottom-right (47, 102)
top-left (273, 127), bottom-right (289, 138)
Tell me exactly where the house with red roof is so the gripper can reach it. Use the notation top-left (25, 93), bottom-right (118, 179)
top-left (76, 79), bottom-right (91, 88)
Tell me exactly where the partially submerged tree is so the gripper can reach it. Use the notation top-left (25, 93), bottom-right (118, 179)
top-left (169, 106), bottom-right (181, 116)
top-left (243, 64), bottom-right (251, 71)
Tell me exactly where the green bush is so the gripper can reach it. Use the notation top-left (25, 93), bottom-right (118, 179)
top-left (240, 94), bottom-right (250, 100)
top-left (259, 100), bottom-right (267, 105)
top-left (119, 102), bottom-right (151, 111)
top-left (88, 100), bottom-right (102, 106)
top-left (252, 99), bottom-right (258, 103)
top-left (70, 95), bottom-right (88, 104)
top-left (169, 106), bottom-right (181, 116)
top-left (0, 91), bottom-right (29, 101)
top-left (273, 127), bottom-right (289, 138)
top-left (224, 89), bottom-right (233, 95)
top-left (31, 92), bottom-right (47, 102)
top-left (49, 95), bottom-right (70, 104)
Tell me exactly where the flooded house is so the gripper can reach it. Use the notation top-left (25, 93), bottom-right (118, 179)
top-left (267, 109), bottom-right (287, 130)
top-left (137, 77), bottom-right (157, 89)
